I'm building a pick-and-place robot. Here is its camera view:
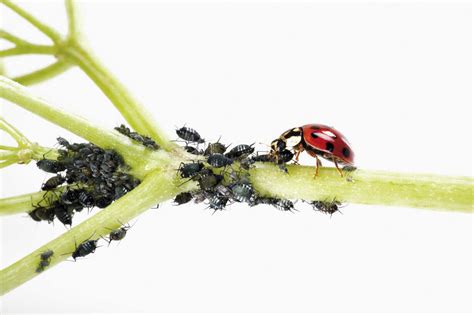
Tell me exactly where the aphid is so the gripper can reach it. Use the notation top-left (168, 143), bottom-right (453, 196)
top-left (176, 126), bottom-right (205, 143)
top-left (77, 189), bottom-right (95, 208)
top-left (342, 165), bottom-right (357, 172)
top-left (41, 174), bottom-right (66, 191)
top-left (178, 162), bottom-right (204, 178)
top-left (40, 249), bottom-right (54, 261)
top-left (174, 192), bottom-right (193, 205)
top-left (230, 182), bottom-right (254, 203)
top-left (256, 197), bottom-right (295, 212)
top-left (36, 159), bottom-right (66, 173)
top-left (207, 153), bottom-right (233, 168)
top-left (204, 141), bottom-right (227, 155)
top-left (94, 195), bottom-right (113, 208)
top-left (208, 193), bottom-right (229, 211)
top-left (114, 124), bottom-right (159, 150)
top-left (250, 154), bottom-right (274, 163)
top-left (53, 204), bottom-right (73, 226)
top-left (106, 222), bottom-right (132, 244)
top-left (184, 146), bottom-right (203, 155)
top-left (35, 259), bottom-right (50, 273)
top-left (225, 144), bottom-right (255, 160)
top-left (310, 200), bottom-right (341, 215)
top-left (196, 169), bottom-right (223, 191)
top-left (29, 206), bottom-right (55, 223)
top-left (72, 239), bottom-right (99, 261)
top-left (28, 209), bottom-right (42, 222)
top-left (270, 124), bottom-right (354, 177)
top-left (276, 149), bottom-right (294, 164)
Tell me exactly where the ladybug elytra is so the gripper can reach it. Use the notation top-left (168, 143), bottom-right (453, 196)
top-left (270, 124), bottom-right (354, 176)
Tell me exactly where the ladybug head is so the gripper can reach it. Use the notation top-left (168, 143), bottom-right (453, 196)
top-left (270, 139), bottom-right (286, 154)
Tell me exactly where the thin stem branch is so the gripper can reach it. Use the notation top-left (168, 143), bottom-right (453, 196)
top-left (0, 116), bottom-right (31, 146)
top-left (0, 186), bottom-right (71, 216)
top-left (11, 60), bottom-right (72, 86)
top-left (0, 45), bottom-right (56, 57)
top-left (0, 169), bottom-right (191, 295)
top-left (250, 164), bottom-right (474, 213)
top-left (0, 30), bottom-right (30, 46)
top-left (62, 43), bottom-right (177, 152)
top-left (1, 0), bottom-right (63, 44)
top-left (65, 0), bottom-right (79, 38)
top-left (0, 159), bottom-right (16, 169)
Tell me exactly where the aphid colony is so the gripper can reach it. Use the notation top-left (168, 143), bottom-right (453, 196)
top-left (30, 132), bottom-right (143, 226)
top-left (174, 125), bottom-right (345, 214)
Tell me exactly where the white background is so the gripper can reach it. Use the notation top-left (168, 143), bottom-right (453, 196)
top-left (0, 0), bottom-right (472, 313)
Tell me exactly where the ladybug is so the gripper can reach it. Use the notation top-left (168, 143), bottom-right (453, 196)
top-left (270, 124), bottom-right (354, 176)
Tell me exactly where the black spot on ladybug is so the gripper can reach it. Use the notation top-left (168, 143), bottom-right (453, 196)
top-left (310, 126), bottom-right (320, 130)
top-left (325, 142), bottom-right (334, 152)
top-left (310, 132), bottom-right (318, 139)
top-left (342, 147), bottom-right (350, 158)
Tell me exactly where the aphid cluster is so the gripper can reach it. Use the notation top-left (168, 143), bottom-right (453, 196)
top-left (174, 125), bottom-right (345, 215)
top-left (31, 134), bottom-right (142, 226)
top-left (174, 126), bottom-right (299, 213)
top-left (36, 249), bottom-right (54, 273)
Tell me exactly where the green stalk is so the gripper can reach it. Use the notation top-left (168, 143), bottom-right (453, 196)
top-left (0, 169), bottom-right (193, 295)
top-left (0, 45), bottom-right (57, 57)
top-left (1, 0), bottom-right (62, 43)
top-left (12, 61), bottom-right (72, 86)
top-left (0, 75), bottom-right (151, 170)
top-left (250, 164), bottom-right (473, 213)
top-left (61, 43), bottom-right (176, 151)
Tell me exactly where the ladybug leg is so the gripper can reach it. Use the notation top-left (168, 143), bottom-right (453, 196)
top-left (313, 156), bottom-right (322, 177)
top-left (333, 157), bottom-right (344, 177)
top-left (293, 145), bottom-right (303, 164)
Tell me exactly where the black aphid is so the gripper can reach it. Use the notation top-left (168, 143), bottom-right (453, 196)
top-left (29, 206), bottom-right (55, 223)
top-left (276, 149), bottom-right (294, 164)
top-left (53, 204), bottom-right (73, 226)
top-left (255, 197), bottom-right (295, 212)
top-left (204, 141), bottom-right (227, 155)
top-left (225, 144), bottom-right (255, 159)
top-left (231, 182), bottom-right (255, 203)
top-left (207, 153), bottom-right (233, 168)
top-left (176, 126), bottom-right (205, 143)
top-left (208, 193), bottom-right (229, 211)
top-left (36, 249), bottom-right (54, 273)
top-left (310, 200), bottom-right (341, 215)
top-left (36, 159), bottom-right (66, 173)
top-left (106, 222), bottom-right (132, 244)
top-left (342, 165), bottom-right (357, 172)
top-left (184, 146), bottom-right (203, 155)
top-left (72, 239), bottom-right (98, 260)
top-left (196, 169), bottom-right (223, 191)
top-left (174, 192), bottom-right (193, 205)
top-left (115, 124), bottom-right (159, 150)
top-left (41, 174), bottom-right (66, 191)
top-left (178, 162), bottom-right (204, 178)
top-left (40, 249), bottom-right (54, 261)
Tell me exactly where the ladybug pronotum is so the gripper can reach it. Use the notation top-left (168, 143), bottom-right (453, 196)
top-left (270, 124), bottom-right (354, 177)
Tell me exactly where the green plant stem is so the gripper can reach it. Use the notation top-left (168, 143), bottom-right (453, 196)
top-left (0, 30), bottom-right (30, 46)
top-left (250, 164), bottom-right (473, 213)
top-left (1, 0), bottom-right (62, 44)
top-left (0, 169), bottom-right (193, 296)
top-left (61, 43), bottom-right (176, 151)
top-left (12, 60), bottom-right (72, 86)
top-left (0, 45), bottom-right (56, 57)
top-left (0, 188), bottom-right (67, 215)
top-left (65, 0), bottom-right (79, 38)
top-left (0, 75), bottom-right (154, 170)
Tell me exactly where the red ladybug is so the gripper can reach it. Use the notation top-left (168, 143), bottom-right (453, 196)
top-left (270, 124), bottom-right (354, 176)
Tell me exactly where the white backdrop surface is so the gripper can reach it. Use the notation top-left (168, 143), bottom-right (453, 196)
top-left (0, 0), bottom-right (472, 313)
